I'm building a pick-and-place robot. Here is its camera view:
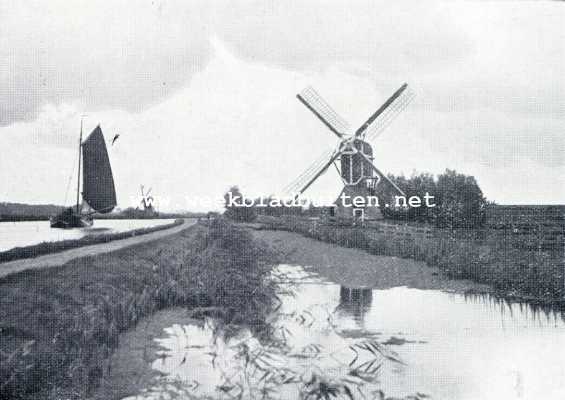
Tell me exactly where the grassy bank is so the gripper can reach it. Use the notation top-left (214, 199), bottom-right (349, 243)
top-left (0, 219), bottom-right (185, 264)
top-left (0, 218), bottom-right (277, 400)
top-left (256, 216), bottom-right (564, 303)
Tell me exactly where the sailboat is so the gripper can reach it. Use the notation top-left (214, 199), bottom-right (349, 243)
top-left (50, 123), bottom-right (117, 228)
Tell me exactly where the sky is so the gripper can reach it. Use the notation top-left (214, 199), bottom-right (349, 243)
top-left (1, 0), bottom-right (564, 211)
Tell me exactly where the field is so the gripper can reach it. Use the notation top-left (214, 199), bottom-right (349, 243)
top-left (0, 219), bottom-right (278, 400)
top-left (254, 208), bottom-right (564, 303)
top-left (0, 203), bottom-right (63, 221)
top-left (1, 206), bottom-right (562, 399)
top-left (485, 205), bottom-right (564, 251)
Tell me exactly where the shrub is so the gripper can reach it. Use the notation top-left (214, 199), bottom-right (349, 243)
top-left (384, 169), bottom-right (488, 229)
top-left (223, 186), bottom-right (257, 222)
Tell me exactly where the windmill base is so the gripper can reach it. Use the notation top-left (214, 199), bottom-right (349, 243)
top-left (332, 186), bottom-right (385, 222)
top-left (331, 205), bottom-right (384, 222)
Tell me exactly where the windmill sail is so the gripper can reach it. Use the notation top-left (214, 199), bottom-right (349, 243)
top-left (81, 126), bottom-right (117, 213)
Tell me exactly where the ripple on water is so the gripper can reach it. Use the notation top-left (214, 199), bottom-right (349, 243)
top-left (124, 264), bottom-right (565, 400)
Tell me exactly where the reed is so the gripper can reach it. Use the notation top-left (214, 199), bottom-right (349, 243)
top-left (257, 216), bottom-right (565, 302)
top-left (0, 219), bottom-right (184, 264)
top-left (0, 218), bottom-right (278, 400)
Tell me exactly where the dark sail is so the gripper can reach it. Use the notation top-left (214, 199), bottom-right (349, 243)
top-left (82, 126), bottom-right (117, 213)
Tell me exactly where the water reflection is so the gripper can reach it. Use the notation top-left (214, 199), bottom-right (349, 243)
top-left (338, 286), bottom-right (373, 322)
top-left (462, 291), bottom-right (565, 325)
top-left (0, 219), bottom-right (175, 251)
top-left (125, 265), bottom-right (565, 400)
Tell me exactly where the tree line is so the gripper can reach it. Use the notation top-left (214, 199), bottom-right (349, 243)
top-left (224, 169), bottom-right (490, 229)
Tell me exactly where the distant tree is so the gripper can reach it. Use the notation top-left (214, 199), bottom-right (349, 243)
top-left (385, 169), bottom-right (487, 229)
top-left (435, 169), bottom-right (487, 229)
top-left (223, 186), bottom-right (257, 222)
top-left (381, 172), bottom-right (437, 223)
top-left (121, 207), bottom-right (138, 218)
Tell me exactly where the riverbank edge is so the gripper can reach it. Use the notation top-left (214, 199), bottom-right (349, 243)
top-left (89, 226), bottom-right (492, 400)
top-left (0, 218), bottom-right (185, 264)
top-left (245, 217), bottom-right (565, 308)
top-left (0, 219), bottom-right (278, 400)
top-left (88, 307), bottom-right (202, 400)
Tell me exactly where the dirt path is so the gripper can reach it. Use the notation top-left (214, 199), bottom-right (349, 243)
top-left (253, 229), bottom-right (491, 292)
top-left (0, 219), bottom-right (196, 278)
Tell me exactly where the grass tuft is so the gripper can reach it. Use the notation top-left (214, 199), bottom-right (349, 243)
top-left (0, 218), bottom-right (277, 400)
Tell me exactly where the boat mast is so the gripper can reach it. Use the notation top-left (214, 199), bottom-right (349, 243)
top-left (76, 118), bottom-right (83, 214)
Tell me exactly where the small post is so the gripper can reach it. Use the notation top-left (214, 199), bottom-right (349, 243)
top-left (76, 118), bottom-right (84, 214)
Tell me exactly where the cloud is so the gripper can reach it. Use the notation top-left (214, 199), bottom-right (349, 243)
top-left (216, 1), bottom-right (472, 73)
top-left (3, 0), bottom-right (564, 125)
top-left (1, 1), bottom-right (564, 206)
top-left (0, 0), bottom-right (214, 126)
top-left (2, 38), bottom-right (564, 210)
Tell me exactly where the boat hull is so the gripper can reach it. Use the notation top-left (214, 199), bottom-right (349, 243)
top-left (50, 211), bottom-right (93, 229)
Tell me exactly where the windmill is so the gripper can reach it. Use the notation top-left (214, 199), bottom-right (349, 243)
top-left (139, 185), bottom-right (155, 214)
top-left (283, 83), bottom-right (415, 221)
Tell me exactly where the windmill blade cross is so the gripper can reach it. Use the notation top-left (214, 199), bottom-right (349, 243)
top-left (297, 86), bottom-right (350, 138)
top-left (355, 83), bottom-right (409, 138)
top-left (282, 148), bottom-right (335, 194)
top-left (284, 158), bottom-right (331, 195)
top-left (364, 87), bottom-right (415, 143)
top-left (293, 151), bottom-right (342, 198)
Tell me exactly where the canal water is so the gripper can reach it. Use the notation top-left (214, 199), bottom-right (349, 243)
top-left (0, 219), bottom-right (175, 252)
top-left (125, 264), bottom-right (565, 400)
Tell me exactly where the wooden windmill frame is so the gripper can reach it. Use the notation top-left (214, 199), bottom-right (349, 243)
top-left (284, 83), bottom-right (415, 221)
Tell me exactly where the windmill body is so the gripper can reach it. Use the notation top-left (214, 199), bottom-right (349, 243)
top-left (138, 185), bottom-right (157, 217)
top-left (340, 139), bottom-right (374, 186)
top-left (285, 83), bottom-right (414, 222)
top-left (334, 138), bottom-right (382, 220)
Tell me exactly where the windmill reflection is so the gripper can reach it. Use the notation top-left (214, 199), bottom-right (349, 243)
top-left (338, 286), bottom-right (373, 322)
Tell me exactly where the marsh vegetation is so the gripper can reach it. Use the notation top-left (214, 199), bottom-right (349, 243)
top-left (256, 216), bottom-right (564, 302)
top-left (115, 264), bottom-right (565, 400)
top-left (0, 219), bottom-right (277, 399)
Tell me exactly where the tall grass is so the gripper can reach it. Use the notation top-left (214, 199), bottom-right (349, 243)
top-left (0, 218), bottom-right (277, 400)
top-left (258, 216), bottom-right (565, 302)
